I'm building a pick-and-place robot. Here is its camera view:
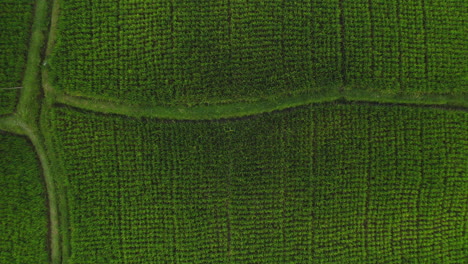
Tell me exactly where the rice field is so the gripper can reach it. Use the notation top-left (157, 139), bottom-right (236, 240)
top-left (0, 132), bottom-right (48, 263)
top-left (1, 1), bottom-right (467, 263)
top-left (49, 0), bottom-right (467, 106)
top-left (44, 103), bottom-right (467, 263)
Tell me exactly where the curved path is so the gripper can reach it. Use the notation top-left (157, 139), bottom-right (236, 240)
top-left (51, 90), bottom-right (466, 121)
top-left (0, 0), bottom-right (62, 263)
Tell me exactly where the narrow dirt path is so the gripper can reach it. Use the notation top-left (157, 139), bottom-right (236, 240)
top-left (55, 91), bottom-right (342, 120)
top-left (54, 90), bottom-right (467, 121)
top-left (0, 0), bottom-right (64, 262)
top-left (40, 0), bottom-right (67, 263)
top-left (18, 119), bottom-right (61, 264)
top-left (41, 0), bottom-right (73, 262)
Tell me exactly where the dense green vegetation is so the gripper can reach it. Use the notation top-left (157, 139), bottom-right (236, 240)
top-left (0, 0), bottom-right (35, 114)
top-left (49, 0), bottom-right (466, 107)
top-left (0, 89), bottom-right (18, 115)
top-left (49, 0), bottom-right (339, 106)
top-left (0, 132), bottom-right (48, 263)
top-left (1, 0), bottom-right (466, 262)
top-left (44, 103), bottom-right (467, 263)
top-left (341, 0), bottom-right (467, 97)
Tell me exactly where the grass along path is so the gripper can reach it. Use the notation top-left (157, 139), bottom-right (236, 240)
top-left (41, 0), bottom-right (58, 99)
top-left (53, 88), bottom-right (466, 121)
top-left (41, 0), bottom-right (72, 262)
top-left (0, 114), bottom-right (27, 135)
top-left (16, 0), bottom-right (49, 127)
top-left (55, 89), bottom-right (341, 120)
top-left (45, 0), bottom-right (59, 58)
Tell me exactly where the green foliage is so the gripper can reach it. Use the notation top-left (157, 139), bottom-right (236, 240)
top-left (49, 0), bottom-right (466, 107)
top-left (48, 0), bottom-right (335, 106)
top-left (0, 0), bottom-right (34, 114)
top-left (0, 132), bottom-right (48, 263)
top-left (342, 0), bottom-right (467, 96)
top-left (46, 103), bottom-right (467, 263)
top-left (0, 89), bottom-right (18, 115)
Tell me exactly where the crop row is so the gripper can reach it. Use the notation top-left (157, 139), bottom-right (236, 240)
top-left (45, 103), bottom-right (467, 263)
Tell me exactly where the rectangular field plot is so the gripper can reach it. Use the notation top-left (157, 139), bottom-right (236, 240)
top-left (49, 0), bottom-right (466, 106)
top-left (341, 0), bottom-right (467, 98)
top-left (45, 103), bottom-right (467, 263)
top-left (48, 0), bottom-right (342, 106)
top-left (0, 0), bottom-right (34, 114)
top-left (0, 132), bottom-right (48, 263)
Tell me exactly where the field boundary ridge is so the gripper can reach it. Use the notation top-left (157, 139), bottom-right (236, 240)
top-left (51, 89), bottom-right (467, 121)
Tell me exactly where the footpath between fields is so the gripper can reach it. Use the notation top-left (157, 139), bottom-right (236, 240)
top-left (0, 0), bottom-right (64, 263)
top-left (50, 89), bottom-right (467, 121)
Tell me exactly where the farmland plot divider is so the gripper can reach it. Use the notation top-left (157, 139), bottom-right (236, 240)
top-left (52, 90), bottom-right (467, 121)
top-left (0, 0), bottom-right (65, 262)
